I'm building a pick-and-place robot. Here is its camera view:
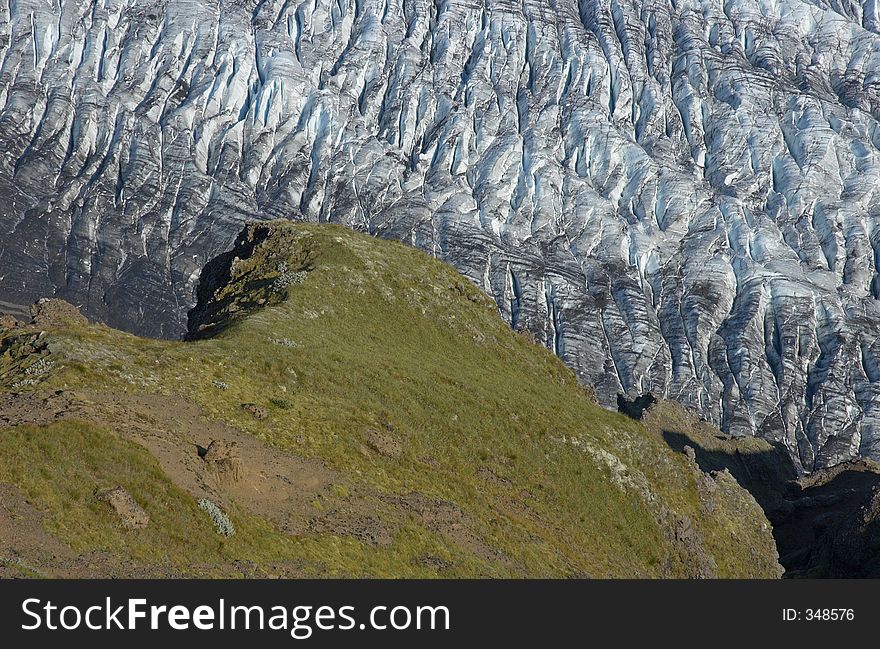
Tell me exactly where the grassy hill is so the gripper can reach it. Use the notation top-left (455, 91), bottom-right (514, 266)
top-left (0, 221), bottom-right (780, 578)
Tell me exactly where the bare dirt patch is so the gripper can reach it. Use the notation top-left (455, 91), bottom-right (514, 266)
top-left (0, 390), bottom-right (341, 538)
top-left (308, 508), bottom-right (394, 547)
top-left (0, 482), bottom-right (174, 578)
top-left (77, 391), bottom-right (341, 536)
top-left (388, 492), bottom-right (516, 569)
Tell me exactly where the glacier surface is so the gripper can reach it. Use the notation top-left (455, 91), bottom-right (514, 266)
top-left (2, 0), bottom-right (880, 469)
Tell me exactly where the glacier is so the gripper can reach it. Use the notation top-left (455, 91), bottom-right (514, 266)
top-left (1, 0), bottom-right (880, 470)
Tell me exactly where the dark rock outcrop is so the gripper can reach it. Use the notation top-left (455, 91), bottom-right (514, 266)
top-left (186, 223), bottom-right (313, 340)
top-left (617, 393), bottom-right (658, 421)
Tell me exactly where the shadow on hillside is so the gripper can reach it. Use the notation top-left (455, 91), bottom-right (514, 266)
top-left (662, 431), bottom-right (798, 504)
top-left (662, 430), bottom-right (880, 578)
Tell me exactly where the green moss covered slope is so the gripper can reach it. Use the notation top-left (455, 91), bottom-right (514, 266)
top-left (0, 222), bottom-right (781, 578)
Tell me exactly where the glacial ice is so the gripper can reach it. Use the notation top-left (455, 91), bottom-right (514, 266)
top-left (1, 0), bottom-right (880, 469)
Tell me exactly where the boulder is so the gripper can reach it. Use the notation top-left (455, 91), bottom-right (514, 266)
top-left (201, 439), bottom-right (242, 482)
top-left (29, 299), bottom-right (88, 327)
top-left (96, 487), bottom-right (149, 530)
top-left (364, 427), bottom-right (402, 459)
top-left (241, 403), bottom-right (268, 420)
top-left (0, 314), bottom-right (20, 330)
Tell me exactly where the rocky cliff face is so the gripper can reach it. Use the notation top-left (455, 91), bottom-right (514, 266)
top-left (1, 0), bottom-right (880, 470)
